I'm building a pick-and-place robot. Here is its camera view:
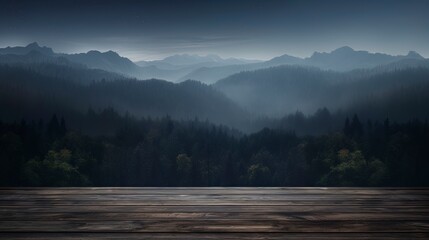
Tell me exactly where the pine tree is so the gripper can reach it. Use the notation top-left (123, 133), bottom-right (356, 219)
top-left (60, 117), bottom-right (67, 137)
top-left (47, 114), bottom-right (60, 141)
top-left (343, 117), bottom-right (351, 136)
top-left (351, 114), bottom-right (363, 139)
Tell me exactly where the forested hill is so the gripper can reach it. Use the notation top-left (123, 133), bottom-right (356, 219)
top-left (0, 64), bottom-right (248, 132)
top-left (214, 65), bottom-right (429, 122)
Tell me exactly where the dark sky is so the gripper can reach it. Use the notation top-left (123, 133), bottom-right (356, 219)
top-left (1, 0), bottom-right (428, 60)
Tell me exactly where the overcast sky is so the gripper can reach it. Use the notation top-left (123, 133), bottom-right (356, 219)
top-left (1, 0), bottom-right (428, 61)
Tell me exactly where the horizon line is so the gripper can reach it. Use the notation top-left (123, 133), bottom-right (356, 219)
top-left (0, 41), bottom-right (427, 62)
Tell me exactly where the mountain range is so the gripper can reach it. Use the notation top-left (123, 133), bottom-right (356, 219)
top-left (1, 42), bottom-right (429, 133)
top-left (0, 43), bottom-right (260, 82)
top-left (0, 43), bottom-right (426, 84)
top-left (180, 47), bottom-right (425, 83)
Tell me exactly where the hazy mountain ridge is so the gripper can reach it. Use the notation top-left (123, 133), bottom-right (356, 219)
top-left (214, 66), bottom-right (339, 115)
top-left (63, 50), bottom-right (141, 77)
top-left (2, 43), bottom-right (425, 84)
top-left (183, 46), bottom-right (426, 83)
top-left (306, 46), bottom-right (424, 71)
top-left (2, 42), bottom-right (429, 131)
top-left (179, 54), bottom-right (305, 84)
top-left (0, 42), bottom-right (55, 56)
top-left (136, 54), bottom-right (261, 81)
top-left (0, 42), bottom-right (141, 78)
top-left (0, 43), bottom-right (262, 81)
top-left (0, 64), bottom-right (248, 129)
top-left (214, 64), bottom-right (429, 119)
top-left (0, 51), bottom-right (126, 84)
top-left (139, 53), bottom-right (260, 67)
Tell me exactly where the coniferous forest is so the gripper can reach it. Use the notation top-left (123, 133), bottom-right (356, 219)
top-left (1, 108), bottom-right (428, 187)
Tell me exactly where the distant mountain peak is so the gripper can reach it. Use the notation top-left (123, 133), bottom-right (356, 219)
top-left (310, 47), bottom-right (356, 58)
top-left (331, 46), bottom-right (355, 54)
top-left (0, 42), bottom-right (55, 56)
top-left (267, 53), bottom-right (303, 64)
top-left (87, 50), bottom-right (102, 54)
top-left (26, 42), bottom-right (40, 48)
top-left (407, 51), bottom-right (424, 59)
top-left (105, 50), bottom-right (121, 57)
top-left (86, 50), bottom-right (120, 57)
top-left (305, 46), bottom-right (428, 71)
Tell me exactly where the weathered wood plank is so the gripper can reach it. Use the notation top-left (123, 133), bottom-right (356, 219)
top-left (2, 205), bottom-right (428, 213)
top-left (2, 194), bottom-right (428, 201)
top-left (0, 220), bottom-right (428, 232)
top-left (2, 212), bottom-right (429, 221)
top-left (1, 200), bottom-right (427, 206)
top-left (0, 188), bottom-right (428, 238)
top-left (1, 233), bottom-right (429, 239)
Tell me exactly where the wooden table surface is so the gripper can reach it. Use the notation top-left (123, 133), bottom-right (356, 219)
top-left (0, 187), bottom-right (428, 239)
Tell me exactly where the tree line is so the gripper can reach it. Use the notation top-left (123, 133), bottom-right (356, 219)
top-left (1, 109), bottom-right (428, 187)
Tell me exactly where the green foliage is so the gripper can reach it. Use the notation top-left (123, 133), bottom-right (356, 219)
top-left (247, 163), bottom-right (271, 186)
top-left (319, 150), bottom-right (390, 186)
top-left (320, 150), bottom-right (367, 186)
top-left (176, 153), bottom-right (192, 186)
top-left (368, 159), bottom-right (389, 186)
top-left (23, 149), bottom-right (89, 186)
top-left (0, 112), bottom-right (428, 187)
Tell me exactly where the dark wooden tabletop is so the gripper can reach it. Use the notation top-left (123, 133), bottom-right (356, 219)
top-left (0, 187), bottom-right (428, 239)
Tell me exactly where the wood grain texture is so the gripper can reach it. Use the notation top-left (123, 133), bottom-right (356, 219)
top-left (0, 187), bottom-right (428, 239)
